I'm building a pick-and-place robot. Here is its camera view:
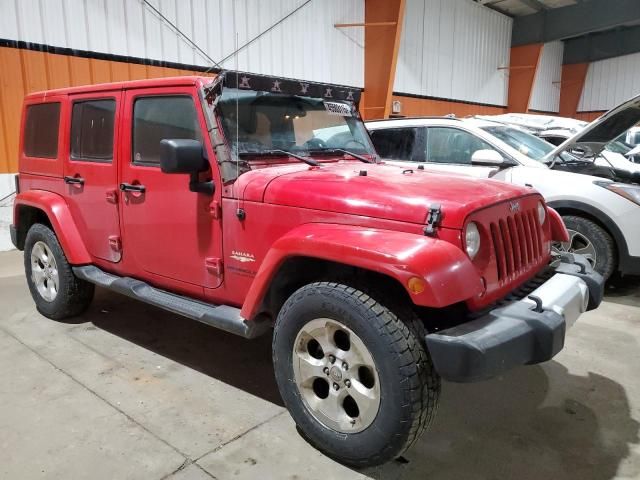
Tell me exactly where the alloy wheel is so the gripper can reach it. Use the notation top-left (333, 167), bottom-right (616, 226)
top-left (292, 318), bottom-right (381, 433)
top-left (30, 241), bottom-right (59, 302)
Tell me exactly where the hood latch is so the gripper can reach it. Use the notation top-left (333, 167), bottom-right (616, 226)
top-left (424, 204), bottom-right (442, 236)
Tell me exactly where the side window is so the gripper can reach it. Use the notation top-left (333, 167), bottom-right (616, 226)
top-left (426, 127), bottom-right (496, 165)
top-left (541, 135), bottom-right (564, 146)
top-left (132, 96), bottom-right (201, 166)
top-left (370, 127), bottom-right (418, 160)
top-left (70, 99), bottom-right (116, 162)
top-left (24, 102), bottom-right (61, 158)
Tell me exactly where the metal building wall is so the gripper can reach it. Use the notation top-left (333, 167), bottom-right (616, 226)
top-left (394, 0), bottom-right (512, 107)
top-left (0, 0), bottom-right (364, 173)
top-left (578, 51), bottom-right (640, 113)
top-left (0, 0), bottom-right (364, 87)
top-left (529, 41), bottom-right (563, 113)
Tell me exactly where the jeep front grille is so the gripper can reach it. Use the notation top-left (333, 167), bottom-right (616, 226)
top-left (489, 209), bottom-right (544, 282)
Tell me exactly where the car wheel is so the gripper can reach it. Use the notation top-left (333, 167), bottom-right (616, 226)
top-left (556, 215), bottom-right (616, 280)
top-left (24, 223), bottom-right (95, 320)
top-left (272, 282), bottom-right (440, 467)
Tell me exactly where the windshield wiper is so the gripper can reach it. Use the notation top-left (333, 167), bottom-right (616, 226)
top-left (238, 149), bottom-right (319, 166)
top-left (307, 148), bottom-right (374, 163)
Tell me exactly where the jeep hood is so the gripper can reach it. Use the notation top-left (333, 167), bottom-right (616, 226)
top-left (245, 162), bottom-right (533, 229)
top-left (544, 92), bottom-right (640, 161)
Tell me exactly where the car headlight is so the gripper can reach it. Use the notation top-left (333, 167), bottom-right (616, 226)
top-left (537, 201), bottom-right (546, 225)
top-left (594, 181), bottom-right (640, 206)
top-left (465, 222), bottom-right (480, 259)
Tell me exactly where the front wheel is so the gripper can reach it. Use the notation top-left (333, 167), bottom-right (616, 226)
top-left (555, 215), bottom-right (616, 280)
top-left (272, 282), bottom-right (440, 467)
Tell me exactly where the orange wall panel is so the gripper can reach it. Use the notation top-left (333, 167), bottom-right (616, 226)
top-left (0, 48), bottom-right (26, 174)
top-left (0, 46), bottom-right (216, 173)
top-left (507, 44), bottom-right (542, 113)
top-left (559, 63), bottom-right (589, 118)
top-left (574, 111), bottom-right (605, 122)
top-left (392, 95), bottom-right (506, 118)
top-left (69, 57), bottom-right (93, 86)
top-left (362, 0), bottom-right (405, 120)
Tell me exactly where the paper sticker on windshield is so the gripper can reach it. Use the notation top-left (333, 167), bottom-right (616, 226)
top-left (324, 101), bottom-right (352, 117)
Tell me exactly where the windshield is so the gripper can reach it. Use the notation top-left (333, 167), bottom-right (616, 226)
top-left (216, 88), bottom-right (375, 161)
top-left (606, 133), bottom-right (633, 155)
top-left (481, 125), bottom-right (554, 161)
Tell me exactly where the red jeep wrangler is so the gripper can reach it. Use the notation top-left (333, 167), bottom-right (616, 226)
top-left (11, 72), bottom-right (603, 467)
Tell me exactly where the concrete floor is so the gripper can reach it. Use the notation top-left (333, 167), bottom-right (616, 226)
top-left (1, 249), bottom-right (639, 480)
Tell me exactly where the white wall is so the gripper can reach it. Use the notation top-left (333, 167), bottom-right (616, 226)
top-left (529, 41), bottom-right (563, 113)
top-left (578, 51), bottom-right (640, 112)
top-left (0, 0), bottom-right (364, 87)
top-left (394, 0), bottom-right (512, 106)
top-left (0, 174), bottom-right (15, 251)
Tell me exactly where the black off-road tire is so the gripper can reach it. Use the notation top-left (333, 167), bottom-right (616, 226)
top-left (562, 215), bottom-right (616, 280)
top-left (24, 223), bottom-right (95, 320)
top-left (272, 282), bottom-right (440, 468)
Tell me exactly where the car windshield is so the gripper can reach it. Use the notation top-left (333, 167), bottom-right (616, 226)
top-left (606, 133), bottom-right (633, 155)
top-left (216, 88), bottom-right (375, 160)
top-left (481, 125), bottom-right (554, 161)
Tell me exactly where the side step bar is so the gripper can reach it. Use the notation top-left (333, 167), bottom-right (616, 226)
top-left (73, 265), bottom-right (269, 339)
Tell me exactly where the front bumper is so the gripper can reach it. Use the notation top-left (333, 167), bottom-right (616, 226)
top-left (425, 254), bottom-right (604, 383)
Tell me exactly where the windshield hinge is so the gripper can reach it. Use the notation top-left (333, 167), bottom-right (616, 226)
top-left (424, 204), bottom-right (442, 236)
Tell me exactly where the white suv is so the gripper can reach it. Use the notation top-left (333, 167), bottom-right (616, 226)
top-left (366, 98), bottom-right (640, 280)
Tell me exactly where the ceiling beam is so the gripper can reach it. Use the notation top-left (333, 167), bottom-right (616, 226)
top-left (564, 25), bottom-right (640, 64)
top-left (512, 0), bottom-right (640, 46)
top-left (518, 0), bottom-right (548, 12)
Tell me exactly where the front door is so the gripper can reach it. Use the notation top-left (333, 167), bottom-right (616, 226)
top-left (63, 92), bottom-right (122, 262)
top-left (119, 87), bottom-right (223, 289)
top-left (423, 127), bottom-right (500, 178)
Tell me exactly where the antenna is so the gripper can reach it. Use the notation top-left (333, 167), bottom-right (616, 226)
top-left (233, 2), bottom-right (242, 215)
top-left (141, 0), bottom-right (223, 71)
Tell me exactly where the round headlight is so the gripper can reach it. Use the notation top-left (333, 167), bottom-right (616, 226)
top-left (537, 201), bottom-right (546, 225)
top-left (465, 222), bottom-right (480, 259)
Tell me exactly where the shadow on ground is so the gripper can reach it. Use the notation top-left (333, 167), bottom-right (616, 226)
top-left (367, 362), bottom-right (639, 480)
top-left (86, 288), bottom-right (283, 406)
top-left (605, 274), bottom-right (640, 308)
top-left (70, 288), bottom-right (639, 480)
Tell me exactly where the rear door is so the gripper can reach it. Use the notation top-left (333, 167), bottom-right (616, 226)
top-left (63, 92), bottom-right (122, 262)
top-left (369, 127), bottom-right (425, 162)
top-left (119, 86), bottom-right (223, 290)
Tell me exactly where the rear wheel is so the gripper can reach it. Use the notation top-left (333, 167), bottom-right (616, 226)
top-left (272, 282), bottom-right (440, 467)
top-left (556, 215), bottom-right (616, 280)
top-left (24, 223), bottom-right (94, 320)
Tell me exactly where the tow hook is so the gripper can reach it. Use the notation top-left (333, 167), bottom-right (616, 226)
top-left (424, 204), bottom-right (442, 236)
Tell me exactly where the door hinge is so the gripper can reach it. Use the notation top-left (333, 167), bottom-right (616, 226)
top-left (205, 257), bottom-right (223, 277)
top-left (108, 235), bottom-right (122, 252)
top-left (424, 203), bottom-right (442, 237)
top-left (209, 200), bottom-right (222, 219)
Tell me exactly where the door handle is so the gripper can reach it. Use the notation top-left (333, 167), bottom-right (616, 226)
top-left (64, 175), bottom-right (85, 185)
top-left (119, 183), bottom-right (146, 193)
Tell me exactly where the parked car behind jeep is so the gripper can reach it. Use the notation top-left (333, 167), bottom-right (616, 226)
top-left (12, 71), bottom-right (603, 467)
top-left (367, 102), bottom-right (640, 281)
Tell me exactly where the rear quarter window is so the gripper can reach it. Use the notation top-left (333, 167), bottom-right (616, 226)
top-left (24, 102), bottom-right (61, 158)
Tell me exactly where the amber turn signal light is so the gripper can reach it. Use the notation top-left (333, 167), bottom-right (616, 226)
top-left (407, 277), bottom-right (426, 294)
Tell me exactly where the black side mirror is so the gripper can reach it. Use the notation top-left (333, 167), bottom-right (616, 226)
top-left (160, 139), bottom-right (214, 195)
top-left (160, 139), bottom-right (208, 174)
